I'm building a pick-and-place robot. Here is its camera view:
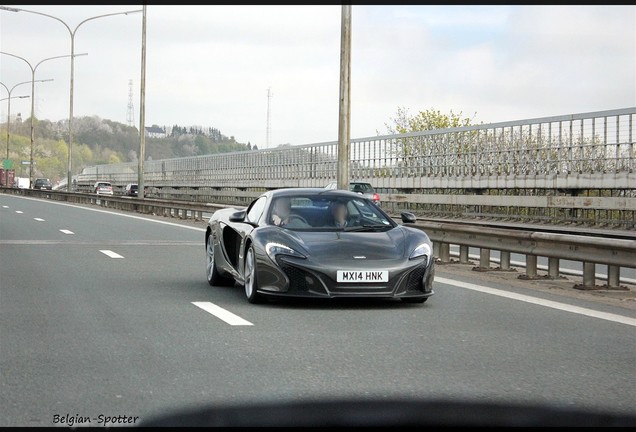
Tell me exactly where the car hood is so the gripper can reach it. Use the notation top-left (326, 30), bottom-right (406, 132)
top-left (286, 228), bottom-right (406, 260)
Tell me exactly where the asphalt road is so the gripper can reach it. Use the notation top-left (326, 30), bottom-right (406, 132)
top-left (1, 194), bottom-right (635, 427)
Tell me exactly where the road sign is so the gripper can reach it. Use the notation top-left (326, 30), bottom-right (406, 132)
top-left (21, 160), bottom-right (34, 165)
top-left (2, 159), bottom-right (12, 169)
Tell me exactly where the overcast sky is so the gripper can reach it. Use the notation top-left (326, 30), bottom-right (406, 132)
top-left (1, 5), bottom-right (634, 148)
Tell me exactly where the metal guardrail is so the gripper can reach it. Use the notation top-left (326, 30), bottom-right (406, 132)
top-left (2, 187), bottom-right (634, 290)
top-left (417, 220), bottom-right (636, 289)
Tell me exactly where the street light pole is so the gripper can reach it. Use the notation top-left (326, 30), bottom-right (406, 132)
top-left (0, 51), bottom-right (85, 188)
top-left (1, 79), bottom-right (50, 163)
top-left (0, 82), bottom-right (29, 162)
top-left (2, 94), bottom-right (30, 163)
top-left (337, 5), bottom-right (352, 191)
top-left (138, 4), bottom-right (147, 199)
top-left (0, 6), bottom-right (144, 191)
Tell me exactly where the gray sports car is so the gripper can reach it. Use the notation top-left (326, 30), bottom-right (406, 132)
top-left (205, 188), bottom-right (435, 304)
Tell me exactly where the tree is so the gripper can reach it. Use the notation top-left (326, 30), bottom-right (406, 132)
top-left (381, 106), bottom-right (477, 135)
top-left (380, 107), bottom-right (480, 177)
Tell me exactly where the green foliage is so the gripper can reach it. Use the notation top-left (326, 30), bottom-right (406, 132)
top-left (382, 106), bottom-right (478, 135)
top-left (379, 107), bottom-right (480, 176)
top-left (0, 115), bottom-right (251, 185)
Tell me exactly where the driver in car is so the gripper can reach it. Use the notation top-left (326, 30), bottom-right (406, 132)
top-left (271, 197), bottom-right (292, 226)
top-left (327, 201), bottom-right (349, 228)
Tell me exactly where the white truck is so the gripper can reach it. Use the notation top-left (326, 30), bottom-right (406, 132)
top-left (15, 177), bottom-right (30, 189)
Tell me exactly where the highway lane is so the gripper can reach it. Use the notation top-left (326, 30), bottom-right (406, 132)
top-left (1, 194), bottom-right (635, 427)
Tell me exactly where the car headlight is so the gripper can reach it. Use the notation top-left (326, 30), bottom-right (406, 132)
top-left (265, 242), bottom-right (306, 261)
top-left (409, 243), bottom-right (431, 261)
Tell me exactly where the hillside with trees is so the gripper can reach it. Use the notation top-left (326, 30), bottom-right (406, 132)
top-left (0, 115), bottom-right (253, 184)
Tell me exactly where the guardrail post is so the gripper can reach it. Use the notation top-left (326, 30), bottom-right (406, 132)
top-left (481, 248), bottom-right (490, 268)
top-left (459, 245), bottom-right (469, 263)
top-left (580, 262), bottom-right (596, 289)
top-left (499, 251), bottom-right (511, 270)
top-left (607, 265), bottom-right (621, 289)
top-left (474, 248), bottom-right (491, 271)
top-left (439, 243), bottom-right (450, 263)
top-left (548, 257), bottom-right (560, 279)
top-left (525, 254), bottom-right (538, 278)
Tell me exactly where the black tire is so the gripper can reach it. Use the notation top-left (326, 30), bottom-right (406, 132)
top-left (401, 297), bottom-right (428, 304)
top-left (244, 245), bottom-right (263, 304)
top-left (206, 234), bottom-right (232, 286)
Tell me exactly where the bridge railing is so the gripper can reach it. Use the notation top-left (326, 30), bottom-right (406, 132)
top-left (68, 107), bottom-right (636, 227)
top-left (74, 107), bottom-right (635, 189)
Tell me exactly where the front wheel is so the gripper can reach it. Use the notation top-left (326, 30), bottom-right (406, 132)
top-left (206, 234), bottom-right (232, 286)
top-left (244, 245), bottom-right (263, 304)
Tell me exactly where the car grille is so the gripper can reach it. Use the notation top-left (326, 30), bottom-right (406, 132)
top-left (280, 264), bottom-right (311, 292)
top-left (406, 265), bottom-right (426, 292)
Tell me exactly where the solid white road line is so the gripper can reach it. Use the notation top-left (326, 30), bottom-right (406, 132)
top-left (59, 229), bottom-right (75, 234)
top-left (436, 276), bottom-right (636, 327)
top-left (192, 301), bottom-right (254, 326)
top-left (2, 194), bottom-right (206, 232)
top-left (34, 218), bottom-right (45, 222)
top-left (100, 250), bottom-right (124, 259)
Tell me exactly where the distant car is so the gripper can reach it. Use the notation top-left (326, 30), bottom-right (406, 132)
top-left (33, 178), bottom-right (53, 190)
top-left (205, 188), bottom-right (434, 304)
top-left (94, 181), bottom-right (114, 196)
top-left (124, 183), bottom-right (138, 196)
top-left (325, 181), bottom-right (380, 204)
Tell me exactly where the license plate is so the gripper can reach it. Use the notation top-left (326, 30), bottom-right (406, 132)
top-left (337, 270), bottom-right (388, 283)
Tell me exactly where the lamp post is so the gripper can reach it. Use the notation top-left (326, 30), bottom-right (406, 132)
top-left (138, 4), bottom-right (147, 199)
top-left (1, 80), bottom-right (49, 162)
top-left (0, 51), bottom-right (86, 188)
top-left (337, 5), bottom-right (352, 190)
top-left (0, 6), bottom-right (144, 191)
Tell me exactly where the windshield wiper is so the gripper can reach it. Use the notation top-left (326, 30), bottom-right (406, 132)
top-left (344, 224), bottom-right (391, 232)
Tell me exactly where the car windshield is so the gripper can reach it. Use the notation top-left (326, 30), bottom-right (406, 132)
top-left (349, 183), bottom-right (373, 193)
top-left (268, 194), bottom-right (394, 231)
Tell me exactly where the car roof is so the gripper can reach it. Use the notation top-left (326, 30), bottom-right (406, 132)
top-left (327, 181), bottom-right (373, 185)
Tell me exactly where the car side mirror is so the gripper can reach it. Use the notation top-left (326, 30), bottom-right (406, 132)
top-left (229, 211), bottom-right (246, 223)
top-left (400, 212), bottom-right (417, 224)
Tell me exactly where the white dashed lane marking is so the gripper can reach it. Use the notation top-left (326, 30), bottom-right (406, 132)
top-left (2, 205), bottom-right (8, 208)
top-left (192, 301), bottom-right (254, 326)
top-left (100, 250), bottom-right (124, 259)
top-left (15, 211), bottom-right (23, 214)
top-left (34, 218), bottom-right (45, 222)
top-left (59, 229), bottom-right (75, 234)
